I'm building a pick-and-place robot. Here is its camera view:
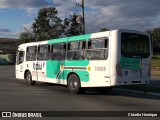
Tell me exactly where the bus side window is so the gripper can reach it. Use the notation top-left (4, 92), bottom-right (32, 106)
top-left (104, 38), bottom-right (108, 48)
top-left (88, 41), bottom-right (95, 49)
top-left (82, 41), bottom-right (86, 49)
top-left (38, 45), bottom-right (49, 61)
top-left (16, 51), bottom-right (24, 65)
top-left (67, 40), bottom-right (86, 60)
top-left (51, 43), bottom-right (66, 60)
top-left (87, 38), bottom-right (108, 60)
top-left (26, 46), bottom-right (37, 61)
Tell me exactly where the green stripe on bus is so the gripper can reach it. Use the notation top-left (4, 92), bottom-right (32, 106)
top-left (47, 34), bottom-right (91, 81)
top-left (65, 60), bottom-right (89, 66)
top-left (60, 70), bottom-right (89, 82)
top-left (120, 56), bottom-right (141, 70)
top-left (46, 60), bottom-right (89, 81)
top-left (48, 37), bottom-right (69, 44)
top-left (67, 34), bottom-right (91, 42)
top-left (48, 34), bottom-right (91, 44)
top-left (46, 60), bottom-right (61, 78)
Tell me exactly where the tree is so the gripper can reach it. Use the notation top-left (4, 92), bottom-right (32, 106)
top-left (63, 13), bottom-right (83, 37)
top-left (100, 27), bottom-right (109, 32)
top-left (32, 7), bottom-right (64, 41)
top-left (19, 7), bottom-right (86, 44)
top-left (146, 28), bottom-right (160, 52)
top-left (17, 27), bottom-right (34, 46)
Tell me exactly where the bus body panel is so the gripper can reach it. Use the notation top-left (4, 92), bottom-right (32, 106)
top-left (81, 31), bottom-right (111, 87)
top-left (110, 30), bottom-right (151, 86)
top-left (16, 29), bottom-right (152, 89)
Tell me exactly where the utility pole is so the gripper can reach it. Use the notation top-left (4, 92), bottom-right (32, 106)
top-left (75, 0), bottom-right (85, 34)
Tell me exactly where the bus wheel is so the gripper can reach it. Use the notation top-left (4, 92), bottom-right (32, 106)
top-left (26, 71), bottom-right (35, 85)
top-left (67, 74), bottom-right (83, 94)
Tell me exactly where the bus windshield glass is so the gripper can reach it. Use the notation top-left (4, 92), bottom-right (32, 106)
top-left (121, 33), bottom-right (150, 58)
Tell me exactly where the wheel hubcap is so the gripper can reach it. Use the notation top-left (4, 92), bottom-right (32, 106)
top-left (27, 74), bottom-right (31, 82)
top-left (73, 81), bottom-right (77, 87)
top-left (70, 80), bottom-right (78, 89)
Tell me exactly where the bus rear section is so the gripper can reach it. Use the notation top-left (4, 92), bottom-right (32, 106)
top-left (111, 30), bottom-right (151, 86)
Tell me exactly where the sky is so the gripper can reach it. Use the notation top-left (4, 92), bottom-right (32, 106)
top-left (0, 0), bottom-right (160, 38)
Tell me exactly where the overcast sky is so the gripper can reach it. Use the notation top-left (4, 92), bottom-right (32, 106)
top-left (0, 0), bottom-right (160, 38)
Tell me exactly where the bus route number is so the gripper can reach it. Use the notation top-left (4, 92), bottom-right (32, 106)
top-left (95, 66), bottom-right (106, 72)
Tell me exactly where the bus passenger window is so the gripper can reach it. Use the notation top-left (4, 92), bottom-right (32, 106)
top-left (38, 45), bottom-right (49, 61)
top-left (26, 46), bottom-right (37, 61)
top-left (16, 51), bottom-right (24, 64)
top-left (88, 41), bottom-right (95, 49)
top-left (51, 43), bottom-right (66, 60)
top-left (87, 38), bottom-right (108, 60)
top-left (67, 40), bottom-right (86, 60)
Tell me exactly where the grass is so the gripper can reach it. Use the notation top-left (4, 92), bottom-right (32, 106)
top-left (153, 53), bottom-right (160, 59)
top-left (151, 53), bottom-right (160, 68)
top-left (118, 85), bottom-right (160, 93)
top-left (151, 59), bottom-right (160, 67)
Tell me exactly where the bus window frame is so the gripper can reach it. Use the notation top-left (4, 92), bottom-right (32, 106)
top-left (26, 46), bottom-right (37, 61)
top-left (87, 37), bottom-right (108, 60)
top-left (67, 40), bottom-right (86, 60)
top-left (51, 42), bottom-right (66, 60)
top-left (37, 44), bottom-right (50, 61)
top-left (16, 50), bottom-right (25, 65)
top-left (121, 33), bottom-right (150, 58)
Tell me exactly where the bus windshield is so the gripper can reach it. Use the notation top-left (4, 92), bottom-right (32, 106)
top-left (121, 33), bottom-right (150, 58)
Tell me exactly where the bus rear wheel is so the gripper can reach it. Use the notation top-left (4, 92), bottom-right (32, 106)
top-left (26, 71), bottom-right (35, 85)
top-left (67, 74), bottom-right (85, 94)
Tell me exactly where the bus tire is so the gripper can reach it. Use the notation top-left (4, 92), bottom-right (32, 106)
top-left (67, 74), bottom-right (84, 94)
top-left (26, 71), bottom-right (35, 85)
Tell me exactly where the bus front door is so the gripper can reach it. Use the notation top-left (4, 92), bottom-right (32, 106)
top-left (16, 50), bottom-right (25, 79)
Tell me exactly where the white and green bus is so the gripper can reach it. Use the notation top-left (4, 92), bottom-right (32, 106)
top-left (16, 29), bottom-right (152, 94)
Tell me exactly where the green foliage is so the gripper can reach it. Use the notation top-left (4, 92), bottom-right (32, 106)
top-left (146, 28), bottom-right (160, 51)
top-left (100, 27), bottom-right (109, 32)
top-left (63, 13), bottom-right (82, 37)
top-left (18, 7), bottom-right (83, 44)
top-left (32, 7), bottom-right (64, 40)
top-left (18, 28), bottom-right (34, 46)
